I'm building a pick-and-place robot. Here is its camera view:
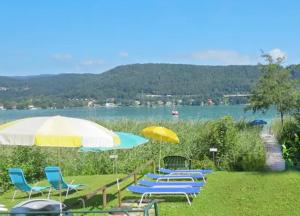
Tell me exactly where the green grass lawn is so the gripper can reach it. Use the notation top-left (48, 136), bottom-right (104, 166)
top-left (1, 171), bottom-right (300, 215)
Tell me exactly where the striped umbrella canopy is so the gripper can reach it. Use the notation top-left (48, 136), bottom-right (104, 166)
top-left (0, 116), bottom-right (120, 148)
top-left (79, 132), bottom-right (149, 152)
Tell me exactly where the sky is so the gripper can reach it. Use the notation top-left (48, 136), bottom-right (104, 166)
top-left (0, 0), bottom-right (300, 76)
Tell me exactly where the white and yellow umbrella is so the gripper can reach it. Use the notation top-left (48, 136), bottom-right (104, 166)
top-left (0, 116), bottom-right (120, 148)
top-left (0, 115), bottom-right (120, 208)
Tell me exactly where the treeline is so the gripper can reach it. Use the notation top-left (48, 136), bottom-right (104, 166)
top-left (0, 63), bottom-right (277, 108)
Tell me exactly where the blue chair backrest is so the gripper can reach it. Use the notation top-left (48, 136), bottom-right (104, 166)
top-left (8, 168), bottom-right (32, 192)
top-left (44, 166), bottom-right (68, 190)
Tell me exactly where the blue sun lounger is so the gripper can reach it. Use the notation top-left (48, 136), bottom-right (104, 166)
top-left (128, 185), bottom-right (200, 206)
top-left (44, 166), bottom-right (84, 198)
top-left (146, 173), bottom-right (206, 182)
top-left (159, 168), bottom-right (213, 175)
top-left (8, 168), bottom-right (50, 200)
top-left (138, 179), bottom-right (205, 187)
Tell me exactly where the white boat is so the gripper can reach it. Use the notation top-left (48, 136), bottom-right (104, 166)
top-left (171, 104), bottom-right (179, 116)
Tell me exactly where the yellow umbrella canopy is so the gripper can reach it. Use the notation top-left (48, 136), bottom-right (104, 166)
top-left (141, 126), bottom-right (179, 169)
top-left (141, 126), bottom-right (179, 144)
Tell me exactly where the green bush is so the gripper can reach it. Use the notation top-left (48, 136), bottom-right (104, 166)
top-left (272, 117), bottom-right (300, 167)
top-left (0, 146), bottom-right (47, 191)
top-left (191, 157), bottom-right (216, 170)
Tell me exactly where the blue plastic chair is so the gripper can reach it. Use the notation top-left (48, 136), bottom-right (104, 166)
top-left (44, 166), bottom-right (84, 198)
top-left (8, 168), bottom-right (50, 200)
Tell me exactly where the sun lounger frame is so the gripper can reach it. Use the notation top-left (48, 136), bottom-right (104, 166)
top-left (138, 191), bottom-right (195, 206)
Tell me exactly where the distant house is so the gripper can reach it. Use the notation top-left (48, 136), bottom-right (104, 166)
top-left (28, 105), bottom-right (39, 110)
top-left (177, 99), bottom-right (183, 105)
top-left (105, 102), bottom-right (117, 107)
top-left (165, 101), bottom-right (173, 106)
top-left (157, 100), bottom-right (164, 106)
top-left (207, 98), bottom-right (214, 105)
top-left (87, 101), bottom-right (94, 107)
top-left (0, 105), bottom-right (5, 110)
top-left (134, 100), bottom-right (141, 106)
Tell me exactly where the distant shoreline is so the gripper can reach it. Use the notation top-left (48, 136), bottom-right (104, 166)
top-left (0, 105), bottom-right (277, 123)
top-left (0, 103), bottom-right (250, 111)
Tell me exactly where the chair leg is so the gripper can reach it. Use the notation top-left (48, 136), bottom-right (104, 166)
top-left (139, 193), bottom-right (147, 207)
top-left (47, 188), bottom-right (52, 199)
top-left (185, 193), bottom-right (191, 206)
top-left (65, 187), bottom-right (70, 198)
top-left (12, 190), bottom-right (17, 200)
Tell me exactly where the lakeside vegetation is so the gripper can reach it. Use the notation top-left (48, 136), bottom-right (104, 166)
top-left (0, 118), bottom-right (265, 192)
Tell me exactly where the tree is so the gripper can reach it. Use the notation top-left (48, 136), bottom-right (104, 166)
top-left (246, 53), bottom-right (297, 126)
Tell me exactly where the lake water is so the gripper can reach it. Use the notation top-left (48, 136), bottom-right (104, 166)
top-left (0, 105), bottom-right (277, 123)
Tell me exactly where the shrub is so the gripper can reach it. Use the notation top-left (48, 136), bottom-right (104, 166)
top-left (230, 130), bottom-right (265, 171)
top-left (273, 117), bottom-right (300, 167)
top-left (0, 146), bottom-right (47, 191)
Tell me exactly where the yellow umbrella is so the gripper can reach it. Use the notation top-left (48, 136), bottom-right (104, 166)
top-left (141, 126), bottom-right (179, 169)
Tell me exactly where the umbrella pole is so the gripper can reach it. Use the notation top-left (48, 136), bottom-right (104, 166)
top-left (58, 148), bottom-right (62, 215)
top-left (159, 140), bottom-right (162, 170)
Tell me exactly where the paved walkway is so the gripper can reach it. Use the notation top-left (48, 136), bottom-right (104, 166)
top-left (261, 132), bottom-right (285, 171)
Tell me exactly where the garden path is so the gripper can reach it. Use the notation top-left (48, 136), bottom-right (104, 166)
top-left (261, 130), bottom-right (285, 171)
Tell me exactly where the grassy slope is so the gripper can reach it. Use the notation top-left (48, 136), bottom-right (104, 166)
top-left (1, 171), bottom-right (300, 215)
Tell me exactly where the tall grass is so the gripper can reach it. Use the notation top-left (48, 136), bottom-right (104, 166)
top-left (0, 117), bottom-right (266, 191)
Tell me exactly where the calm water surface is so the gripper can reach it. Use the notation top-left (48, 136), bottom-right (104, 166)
top-left (0, 105), bottom-right (277, 123)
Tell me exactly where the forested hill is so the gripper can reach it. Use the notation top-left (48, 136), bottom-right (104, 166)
top-left (0, 64), bottom-right (265, 107)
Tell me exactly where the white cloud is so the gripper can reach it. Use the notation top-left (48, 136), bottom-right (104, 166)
top-left (81, 59), bottom-right (103, 66)
top-left (191, 50), bottom-right (252, 65)
top-left (268, 48), bottom-right (287, 60)
top-left (52, 53), bottom-right (72, 61)
top-left (118, 51), bottom-right (129, 58)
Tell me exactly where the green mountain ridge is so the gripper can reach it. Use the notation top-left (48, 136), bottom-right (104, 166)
top-left (0, 63), bottom-right (277, 107)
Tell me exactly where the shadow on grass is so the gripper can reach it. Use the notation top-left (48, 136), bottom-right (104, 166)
top-left (122, 195), bottom-right (192, 205)
top-left (64, 193), bottom-right (117, 210)
top-left (242, 169), bottom-right (300, 177)
top-left (10, 191), bottom-right (48, 201)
